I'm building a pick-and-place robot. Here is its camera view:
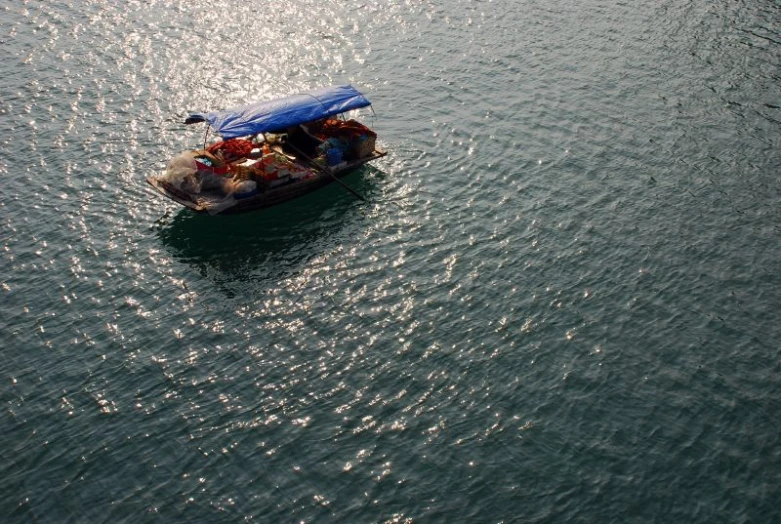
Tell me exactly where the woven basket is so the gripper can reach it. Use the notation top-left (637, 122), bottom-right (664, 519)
top-left (352, 134), bottom-right (376, 159)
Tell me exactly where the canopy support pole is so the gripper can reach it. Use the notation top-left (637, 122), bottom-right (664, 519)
top-left (202, 125), bottom-right (210, 152)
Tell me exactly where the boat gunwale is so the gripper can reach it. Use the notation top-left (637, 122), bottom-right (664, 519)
top-left (146, 148), bottom-right (386, 215)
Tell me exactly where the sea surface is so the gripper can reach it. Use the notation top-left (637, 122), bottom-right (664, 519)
top-left (2, 1), bottom-right (781, 522)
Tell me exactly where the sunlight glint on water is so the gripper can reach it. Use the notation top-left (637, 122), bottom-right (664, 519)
top-left (1, 0), bottom-right (781, 522)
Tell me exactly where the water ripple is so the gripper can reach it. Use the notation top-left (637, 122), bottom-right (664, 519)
top-left (3, 0), bottom-right (781, 522)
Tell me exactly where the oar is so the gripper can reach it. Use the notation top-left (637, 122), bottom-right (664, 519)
top-left (275, 144), bottom-right (368, 202)
top-left (323, 168), bottom-right (367, 202)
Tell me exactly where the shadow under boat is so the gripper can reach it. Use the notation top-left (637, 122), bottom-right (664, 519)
top-left (156, 168), bottom-right (378, 295)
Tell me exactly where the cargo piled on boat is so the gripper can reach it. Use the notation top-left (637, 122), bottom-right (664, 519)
top-left (147, 85), bottom-right (386, 215)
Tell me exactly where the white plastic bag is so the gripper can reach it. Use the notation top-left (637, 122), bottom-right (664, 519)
top-left (160, 151), bottom-right (200, 193)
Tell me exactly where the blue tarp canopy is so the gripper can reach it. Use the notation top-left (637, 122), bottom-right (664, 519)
top-left (184, 85), bottom-right (372, 139)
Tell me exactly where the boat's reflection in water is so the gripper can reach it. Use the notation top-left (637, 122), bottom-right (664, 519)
top-left (157, 171), bottom-right (375, 297)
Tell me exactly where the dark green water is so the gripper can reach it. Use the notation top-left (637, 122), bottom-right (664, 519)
top-left (2, 1), bottom-right (781, 522)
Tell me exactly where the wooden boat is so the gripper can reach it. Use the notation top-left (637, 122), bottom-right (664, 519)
top-left (146, 85), bottom-right (386, 215)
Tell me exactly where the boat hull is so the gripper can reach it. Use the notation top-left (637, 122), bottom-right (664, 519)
top-left (146, 149), bottom-right (385, 215)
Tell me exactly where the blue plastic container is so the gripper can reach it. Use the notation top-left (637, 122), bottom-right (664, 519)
top-left (326, 147), bottom-right (343, 166)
